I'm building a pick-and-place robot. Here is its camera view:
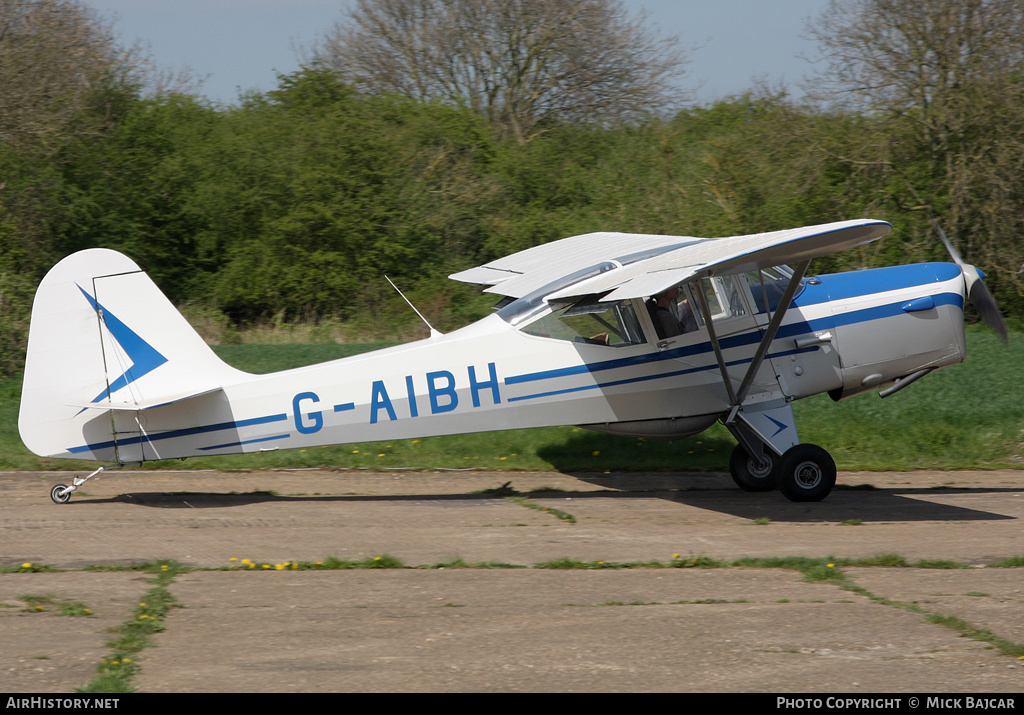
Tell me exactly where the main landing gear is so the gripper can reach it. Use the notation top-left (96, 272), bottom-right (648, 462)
top-left (729, 443), bottom-right (837, 502)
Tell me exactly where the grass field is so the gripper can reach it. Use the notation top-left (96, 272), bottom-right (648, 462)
top-left (2, 329), bottom-right (1021, 473)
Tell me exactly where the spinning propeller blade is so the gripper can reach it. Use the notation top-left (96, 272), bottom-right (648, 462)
top-left (933, 221), bottom-right (1008, 343)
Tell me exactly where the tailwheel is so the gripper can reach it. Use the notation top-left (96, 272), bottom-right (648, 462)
top-left (51, 484), bottom-right (71, 504)
top-left (776, 444), bottom-right (836, 502)
top-left (728, 444), bottom-right (777, 491)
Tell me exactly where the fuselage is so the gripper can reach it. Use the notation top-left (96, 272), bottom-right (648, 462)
top-left (62, 261), bottom-right (967, 463)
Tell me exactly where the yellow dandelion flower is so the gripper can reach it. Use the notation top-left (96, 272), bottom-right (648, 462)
top-left (21, 563), bottom-right (31, 569)
top-left (673, 553), bottom-right (680, 559)
top-left (275, 564), bottom-right (284, 570)
top-left (229, 557), bottom-right (238, 562)
top-left (241, 559), bottom-right (250, 564)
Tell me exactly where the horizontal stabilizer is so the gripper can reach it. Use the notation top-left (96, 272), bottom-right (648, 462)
top-left (66, 386), bottom-right (225, 412)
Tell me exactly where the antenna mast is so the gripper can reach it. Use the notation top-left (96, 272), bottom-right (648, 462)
top-left (385, 276), bottom-right (442, 338)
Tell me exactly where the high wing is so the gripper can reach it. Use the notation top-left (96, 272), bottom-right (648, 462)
top-left (450, 219), bottom-right (891, 300)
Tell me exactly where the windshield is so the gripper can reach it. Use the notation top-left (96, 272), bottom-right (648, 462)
top-left (520, 296), bottom-right (646, 347)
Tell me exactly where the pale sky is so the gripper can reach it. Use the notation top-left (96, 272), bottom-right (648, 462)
top-left (85, 0), bottom-right (830, 106)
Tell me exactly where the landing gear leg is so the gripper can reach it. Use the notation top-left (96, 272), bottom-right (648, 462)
top-left (728, 444), bottom-right (777, 491)
top-left (775, 444), bottom-right (836, 502)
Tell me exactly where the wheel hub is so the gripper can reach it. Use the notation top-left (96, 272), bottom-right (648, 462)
top-left (793, 461), bottom-right (822, 489)
top-left (746, 458), bottom-right (773, 479)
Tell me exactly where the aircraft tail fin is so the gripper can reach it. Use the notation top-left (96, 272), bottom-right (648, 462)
top-left (18, 248), bottom-right (246, 460)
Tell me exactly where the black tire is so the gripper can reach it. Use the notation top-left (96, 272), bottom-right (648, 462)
top-left (776, 444), bottom-right (836, 502)
top-left (51, 484), bottom-right (70, 504)
top-left (729, 444), bottom-right (777, 492)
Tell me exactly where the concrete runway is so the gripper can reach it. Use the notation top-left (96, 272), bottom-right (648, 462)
top-left (1, 468), bottom-right (1022, 692)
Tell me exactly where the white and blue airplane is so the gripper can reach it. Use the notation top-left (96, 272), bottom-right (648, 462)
top-left (18, 218), bottom-right (1005, 503)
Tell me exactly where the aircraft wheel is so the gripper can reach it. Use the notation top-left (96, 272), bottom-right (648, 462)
top-left (729, 445), bottom-right (777, 492)
top-left (51, 484), bottom-right (71, 504)
top-left (776, 444), bottom-right (836, 502)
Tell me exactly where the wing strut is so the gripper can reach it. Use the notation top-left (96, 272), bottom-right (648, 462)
top-left (695, 259), bottom-right (809, 411)
top-left (712, 261), bottom-right (810, 462)
top-left (733, 260), bottom-right (810, 406)
top-left (694, 279), bottom-right (738, 405)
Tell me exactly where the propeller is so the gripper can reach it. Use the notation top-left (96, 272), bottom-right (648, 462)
top-left (933, 220), bottom-right (1008, 343)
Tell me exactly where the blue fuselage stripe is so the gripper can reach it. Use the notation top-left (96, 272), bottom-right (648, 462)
top-left (198, 434), bottom-right (291, 451)
top-left (67, 413), bottom-right (289, 454)
top-left (507, 346), bottom-right (819, 402)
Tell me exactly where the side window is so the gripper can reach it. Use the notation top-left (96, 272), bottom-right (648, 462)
top-left (745, 266), bottom-right (800, 314)
top-left (701, 275), bottom-right (750, 322)
top-left (521, 296), bottom-right (647, 347)
top-left (645, 283), bottom-right (704, 339)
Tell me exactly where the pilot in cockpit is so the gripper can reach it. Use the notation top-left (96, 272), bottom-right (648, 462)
top-left (646, 285), bottom-right (698, 339)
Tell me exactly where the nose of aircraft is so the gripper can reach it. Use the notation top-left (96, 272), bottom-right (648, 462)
top-left (934, 220), bottom-right (1008, 343)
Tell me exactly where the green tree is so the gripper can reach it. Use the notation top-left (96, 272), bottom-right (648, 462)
top-left (806, 0), bottom-right (1024, 305)
top-left (197, 68), bottom-right (499, 328)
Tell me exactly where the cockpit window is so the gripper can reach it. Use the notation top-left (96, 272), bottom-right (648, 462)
top-left (496, 261), bottom-right (619, 326)
top-left (520, 295), bottom-right (646, 347)
top-left (645, 284), bottom-right (702, 339)
top-left (744, 265), bottom-right (801, 314)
